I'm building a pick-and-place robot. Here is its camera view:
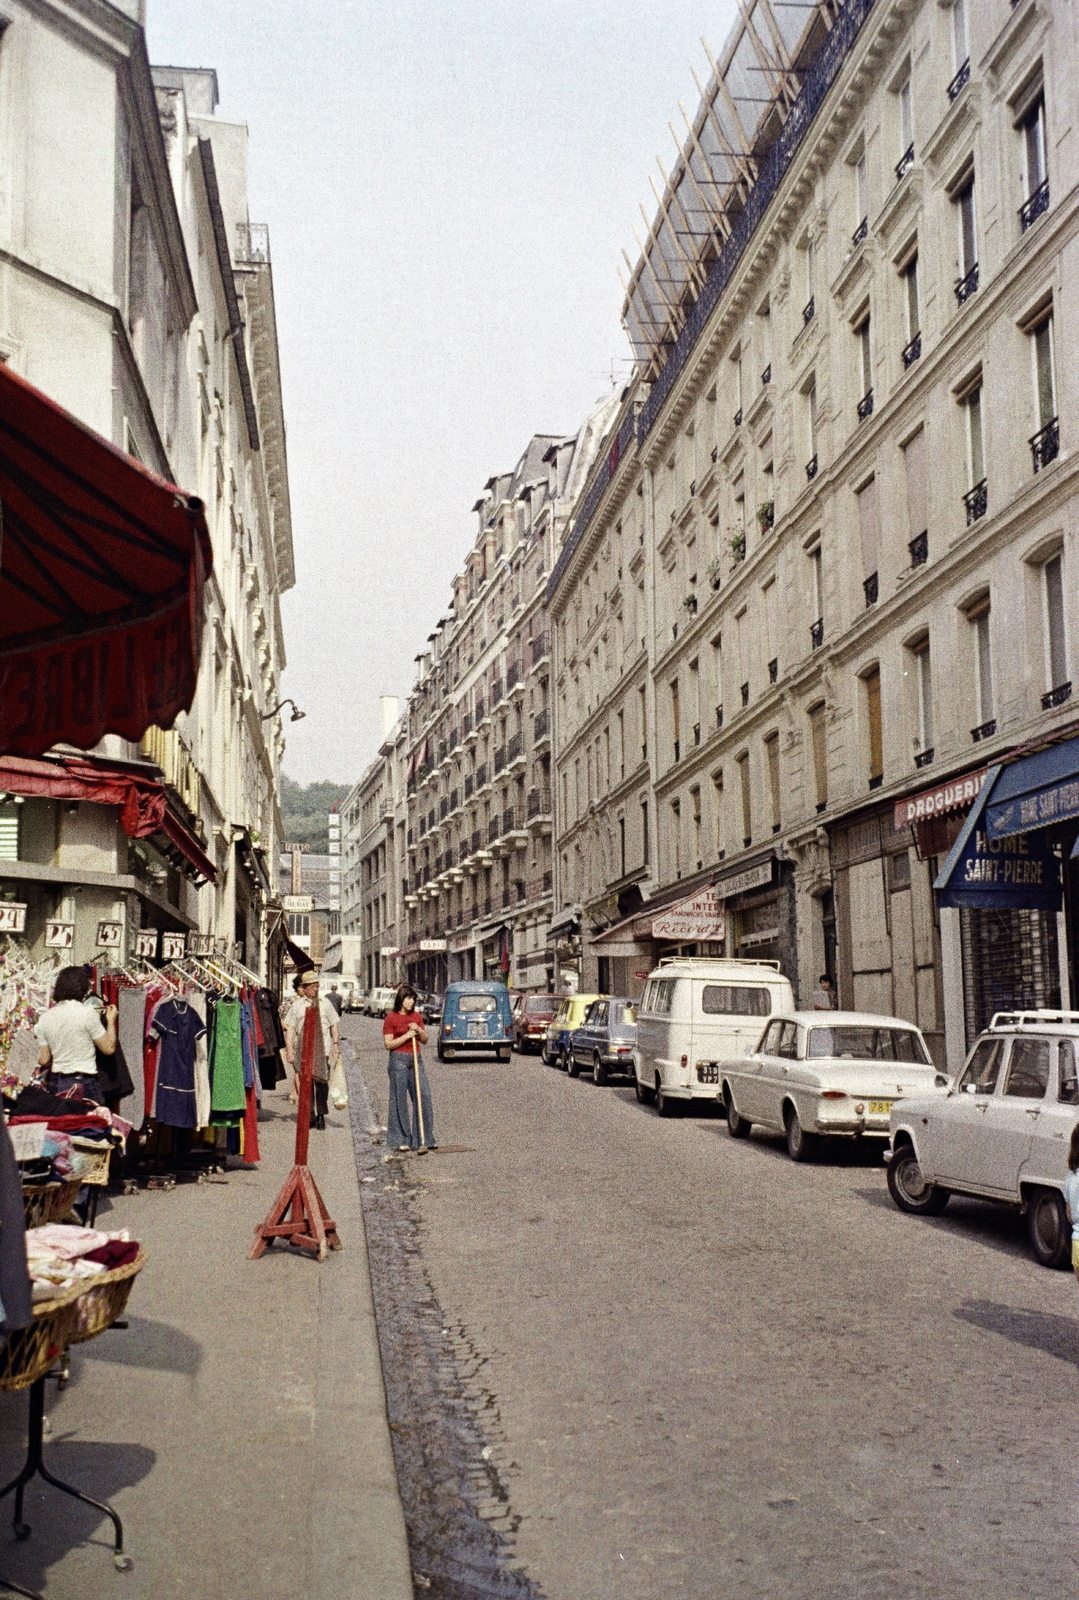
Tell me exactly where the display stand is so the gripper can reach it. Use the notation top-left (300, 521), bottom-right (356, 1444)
top-left (249, 1007), bottom-right (340, 1262)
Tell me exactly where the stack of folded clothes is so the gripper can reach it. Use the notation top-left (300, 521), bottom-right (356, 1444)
top-left (25, 1223), bottom-right (140, 1301)
top-left (9, 1095), bottom-right (131, 1184)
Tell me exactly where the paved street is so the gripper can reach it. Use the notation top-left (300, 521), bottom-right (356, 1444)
top-left (346, 1014), bottom-right (1079, 1600)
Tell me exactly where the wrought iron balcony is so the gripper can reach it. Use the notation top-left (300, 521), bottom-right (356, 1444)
top-left (863, 571), bottom-right (879, 607)
top-left (914, 748), bottom-right (935, 769)
top-left (464, 774), bottom-right (474, 799)
top-left (1020, 179), bottom-right (1050, 233)
top-left (439, 798), bottom-right (448, 820)
top-left (964, 478), bottom-right (988, 525)
top-left (971, 719), bottom-right (996, 743)
top-left (769, 657), bottom-right (778, 684)
top-left (857, 388), bottom-right (874, 422)
top-left (506, 731), bottom-right (522, 764)
top-left (471, 829), bottom-right (481, 853)
top-left (490, 678), bottom-right (504, 707)
top-left (902, 332), bottom-right (921, 369)
top-left (740, 682), bottom-right (750, 708)
top-left (449, 789), bottom-right (458, 812)
top-left (895, 143), bottom-right (914, 182)
top-left (810, 618), bottom-right (824, 650)
top-left (1042, 681), bottom-right (1073, 710)
top-left (475, 763), bottom-right (488, 788)
top-left (461, 712), bottom-right (472, 738)
top-left (502, 807), bottom-right (517, 834)
top-left (488, 819), bottom-right (501, 844)
top-left (526, 787), bottom-right (551, 820)
top-left (761, 364), bottom-right (772, 386)
top-left (493, 747), bottom-right (506, 775)
top-left (909, 530), bottom-right (928, 567)
top-left (803, 296), bottom-right (815, 327)
top-left (852, 216), bottom-right (868, 247)
top-left (948, 58), bottom-right (970, 102)
top-left (533, 707), bottom-right (550, 742)
top-left (806, 454), bottom-right (818, 481)
top-left (1030, 416), bottom-right (1059, 473)
top-left (530, 633), bottom-right (550, 667)
top-left (955, 263), bottom-right (979, 306)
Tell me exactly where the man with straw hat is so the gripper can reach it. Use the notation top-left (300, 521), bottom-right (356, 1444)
top-left (284, 970), bottom-right (340, 1131)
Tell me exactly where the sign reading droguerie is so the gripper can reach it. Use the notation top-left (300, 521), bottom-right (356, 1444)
top-left (895, 769), bottom-right (988, 830)
top-left (650, 886), bottom-right (725, 942)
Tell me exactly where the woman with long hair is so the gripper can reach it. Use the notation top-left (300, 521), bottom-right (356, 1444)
top-left (382, 983), bottom-right (435, 1154)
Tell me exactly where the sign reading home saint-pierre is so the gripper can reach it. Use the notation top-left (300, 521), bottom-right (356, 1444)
top-left (0, 903), bottom-right (27, 934)
top-left (936, 827), bottom-right (1061, 912)
top-left (44, 920), bottom-right (74, 949)
top-left (96, 920), bottom-right (123, 950)
top-left (650, 887), bottom-right (725, 942)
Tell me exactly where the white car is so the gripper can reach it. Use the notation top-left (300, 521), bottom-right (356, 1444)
top-left (887, 1011), bottom-right (1079, 1267)
top-left (723, 1011), bottom-right (945, 1161)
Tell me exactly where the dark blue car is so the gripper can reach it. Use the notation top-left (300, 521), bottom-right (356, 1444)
top-left (568, 997), bottom-right (638, 1083)
top-left (438, 980), bottom-right (514, 1061)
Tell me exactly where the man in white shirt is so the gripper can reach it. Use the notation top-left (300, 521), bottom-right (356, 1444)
top-left (35, 966), bottom-right (118, 1102)
top-left (284, 970), bottom-right (339, 1130)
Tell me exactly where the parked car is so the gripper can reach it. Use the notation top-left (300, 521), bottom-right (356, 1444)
top-left (438, 980), bottom-right (514, 1061)
top-left (368, 986), bottom-right (396, 1018)
top-left (887, 1010), bottom-right (1079, 1266)
top-left (514, 994), bottom-right (559, 1053)
top-left (723, 1011), bottom-right (943, 1159)
top-left (634, 959), bottom-right (794, 1116)
top-left (569, 998), bottom-right (637, 1083)
top-left (421, 990), bottom-right (444, 1025)
top-left (543, 995), bottom-right (601, 1069)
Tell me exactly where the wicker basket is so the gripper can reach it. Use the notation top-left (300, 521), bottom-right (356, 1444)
top-left (73, 1147), bottom-right (112, 1187)
top-left (22, 1178), bottom-right (82, 1229)
top-left (0, 1288), bottom-right (83, 1393)
top-left (66, 1248), bottom-right (148, 1346)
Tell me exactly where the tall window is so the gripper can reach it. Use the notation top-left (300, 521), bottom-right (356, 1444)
top-left (809, 703), bottom-right (828, 811)
top-left (737, 609), bottom-right (749, 704)
top-left (765, 734), bottom-right (781, 833)
top-left (671, 679), bottom-right (681, 763)
top-left (865, 668), bottom-right (884, 787)
top-left (712, 772), bottom-right (724, 858)
top-left (1044, 554), bottom-right (1068, 697)
top-left (618, 816), bottom-right (626, 879)
top-left (712, 634), bottom-right (723, 723)
top-left (617, 710), bottom-right (625, 779)
top-left (737, 754), bottom-right (752, 848)
top-left (963, 383), bottom-right (985, 521)
top-left (967, 597), bottom-right (993, 729)
top-left (955, 175), bottom-right (977, 299)
top-left (805, 381), bottom-right (818, 468)
top-left (689, 658), bottom-right (700, 744)
top-left (903, 429), bottom-right (927, 560)
top-left (671, 799), bottom-right (682, 879)
top-left (855, 151), bottom-right (867, 233)
top-left (809, 543), bottom-right (824, 637)
top-left (803, 239), bottom-right (815, 318)
top-left (641, 798), bottom-right (650, 865)
top-left (912, 639), bottom-right (934, 758)
top-left (732, 345), bottom-right (744, 423)
top-left (952, 0), bottom-right (968, 71)
top-left (1031, 311), bottom-right (1057, 447)
top-left (898, 75), bottom-right (913, 164)
top-left (763, 579), bottom-right (778, 682)
top-left (903, 255), bottom-right (920, 346)
top-left (757, 299), bottom-right (771, 384)
top-left (1022, 91), bottom-right (1047, 204)
top-left (858, 477), bottom-right (880, 604)
top-left (857, 315), bottom-right (872, 409)
top-left (639, 685), bottom-right (647, 762)
top-left (691, 786), bottom-right (702, 870)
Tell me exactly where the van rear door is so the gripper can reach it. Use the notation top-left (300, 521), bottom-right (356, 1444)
top-left (692, 980), bottom-right (776, 1066)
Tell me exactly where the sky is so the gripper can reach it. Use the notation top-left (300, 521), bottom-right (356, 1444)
top-left (146, 0), bottom-right (740, 786)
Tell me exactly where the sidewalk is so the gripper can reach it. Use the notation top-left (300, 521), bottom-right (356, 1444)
top-left (0, 1041), bottom-right (413, 1600)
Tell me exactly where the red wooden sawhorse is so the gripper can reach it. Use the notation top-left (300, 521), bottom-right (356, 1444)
top-left (249, 1004), bottom-right (342, 1261)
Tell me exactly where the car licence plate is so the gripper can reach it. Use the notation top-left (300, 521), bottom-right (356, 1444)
top-left (868, 1099), bottom-right (894, 1115)
top-left (468, 1023), bottom-right (486, 1039)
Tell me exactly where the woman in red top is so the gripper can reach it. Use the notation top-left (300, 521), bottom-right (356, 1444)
top-left (382, 984), bottom-right (435, 1153)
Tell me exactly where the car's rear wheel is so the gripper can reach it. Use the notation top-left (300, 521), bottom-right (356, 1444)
top-left (593, 1051), bottom-right (608, 1086)
top-left (784, 1104), bottom-right (819, 1162)
top-left (886, 1144), bottom-right (949, 1215)
top-left (566, 1047), bottom-right (580, 1078)
top-left (655, 1078), bottom-right (678, 1117)
top-left (725, 1090), bottom-right (751, 1139)
top-left (1027, 1187), bottom-right (1071, 1268)
top-left (634, 1074), bottom-right (655, 1106)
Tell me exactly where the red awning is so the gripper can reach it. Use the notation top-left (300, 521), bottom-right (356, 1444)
top-left (0, 363), bottom-right (212, 757)
top-left (0, 753), bottom-right (216, 883)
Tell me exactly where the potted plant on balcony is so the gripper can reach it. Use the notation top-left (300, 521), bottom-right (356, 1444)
top-left (757, 500), bottom-right (775, 532)
top-left (731, 530), bottom-right (746, 563)
top-left (682, 593), bottom-right (698, 616)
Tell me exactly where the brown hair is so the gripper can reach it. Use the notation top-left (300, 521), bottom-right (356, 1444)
top-left (393, 983), bottom-right (418, 1013)
top-left (53, 966), bottom-right (91, 1003)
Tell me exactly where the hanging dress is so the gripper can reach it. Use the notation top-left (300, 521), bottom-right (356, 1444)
top-left (149, 999), bottom-right (207, 1130)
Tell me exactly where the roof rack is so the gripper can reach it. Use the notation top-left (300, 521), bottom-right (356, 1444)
top-left (989, 1010), bottom-right (1079, 1031)
top-left (657, 956), bottom-right (781, 971)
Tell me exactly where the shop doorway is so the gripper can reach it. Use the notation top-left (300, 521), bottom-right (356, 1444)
top-left (960, 907), bottom-right (1060, 1044)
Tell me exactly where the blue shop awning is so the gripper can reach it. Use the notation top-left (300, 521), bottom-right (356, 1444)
top-left (934, 764), bottom-right (1063, 911)
top-left (982, 733), bottom-right (1079, 846)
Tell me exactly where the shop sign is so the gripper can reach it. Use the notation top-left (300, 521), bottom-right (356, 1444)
top-left (96, 920), bottom-right (123, 949)
top-left (187, 931), bottom-right (213, 955)
top-left (936, 827), bottom-right (1061, 911)
top-left (448, 931), bottom-right (474, 954)
top-left (715, 858), bottom-right (774, 899)
top-left (987, 778), bottom-right (1079, 840)
top-left (895, 769), bottom-right (988, 829)
top-left (0, 903), bottom-right (27, 934)
top-left (634, 969), bottom-right (650, 980)
top-left (379, 946), bottom-right (399, 958)
top-left (419, 938), bottom-right (447, 952)
top-left (161, 932), bottom-right (186, 961)
top-left (282, 894), bottom-right (314, 913)
top-left (650, 886), bottom-right (725, 942)
top-left (44, 919), bottom-right (74, 949)
top-left (134, 929), bottom-right (159, 959)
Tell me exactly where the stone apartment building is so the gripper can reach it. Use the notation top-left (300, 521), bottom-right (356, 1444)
top-left (0, 9), bottom-right (292, 979)
top-left (399, 409), bottom-right (616, 995)
top-left (339, 698), bottom-right (408, 994)
top-left (549, 0), bottom-right (1078, 1071)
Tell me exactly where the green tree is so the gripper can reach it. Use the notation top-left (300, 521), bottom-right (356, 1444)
top-left (280, 774), bottom-right (351, 855)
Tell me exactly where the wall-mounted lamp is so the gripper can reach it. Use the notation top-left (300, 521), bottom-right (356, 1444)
top-left (260, 698), bottom-right (306, 723)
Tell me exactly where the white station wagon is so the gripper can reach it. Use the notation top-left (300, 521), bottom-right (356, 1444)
top-left (723, 1011), bottom-right (945, 1161)
top-left (887, 1011), bottom-right (1079, 1267)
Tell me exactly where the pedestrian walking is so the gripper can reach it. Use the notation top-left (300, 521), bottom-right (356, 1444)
top-left (35, 965), bottom-right (116, 1103)
top-left (325, 985), bottom-right (343, 1017)
top-left (284, 970), bottom-right (340, 1130)
top-left (382, 983), bottom-right (435, 1154)
top-left (1065, 1124), bottom-right (1079, 1288)
top-left (811, 974), bottom-right (837, 1010)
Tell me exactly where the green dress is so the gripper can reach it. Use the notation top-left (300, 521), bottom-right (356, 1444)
top-left (209, 998), bottom-right (247, 1118)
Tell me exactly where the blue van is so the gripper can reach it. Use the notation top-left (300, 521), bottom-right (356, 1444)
top-left (438, 980), bottom-right (514, 1061)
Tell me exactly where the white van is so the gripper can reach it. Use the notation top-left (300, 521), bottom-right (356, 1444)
top-left (633, 958), bottom-right (795, 1117)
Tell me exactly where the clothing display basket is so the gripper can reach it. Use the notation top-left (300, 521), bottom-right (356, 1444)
top-left (21, 1180), bottom-right (81, 1230)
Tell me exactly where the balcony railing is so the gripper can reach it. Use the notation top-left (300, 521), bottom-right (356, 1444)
top-left (471, 829), bottom-right (481, 853)
top-left (909, 530), bottom-right (928, 567)
top-left (806, 454), bottom-right (818, 481)
top-left (464, 774), bottom-right (474, 799)
top-left (948, 58), bottom-right (970, 103)
top-left (506, 660), bottom-right (521, 692)
top-left (475, 763), bottom-right (488, 788)
top-left (1020, 179), bottom-right (1050, 233)
top-left (490, 678), bottom-right (504, 707)
top-left (1031, 417), bottom-right (1059, 473)
top-left (971, 719), bottom-right (996, 743)
top-left (502, 807), bottom-right (517, 834)
top-left (1042, 681), bottom-right (1073, 710)
top-left (857, 388), bottom-right (874, 422)
top-left (474, 697), bottom-right (486, 722)
top-left (895, 142), bottom-right (914, 182)
top-left (863, 572), bottom-right (879, 607)
top-left (902, 332), bottom-right (921, 369)
top-left (462, 712), bottom-right (472, 738)
top-left (914, 748), bottom-right (935, 769)
top-left (507, 731), bottom-right (523, 763)
top-left (530, 632), bottom-right (550, 668)
top-left (448, 728), bottom-right (458, 751)
top-left (488, 819), bottom-right (501, 844)
top-left (802, 296), bottom-right (815, 327)
top-left (493, 747), bottom-right (506, 775)
top-left (810, 618), bottom-right (824, 650)
top-left (533, 707), bottom-right (550, 741)
top-left (449, 789), bottom-right (459, 811)
top-left (955, 263), bottom-right (979, 306)
top-left (964, 479), bottom-right (988, 525)
top-left (439, 798), bottom-right (448, 820)
top-left (527, 787), bottom-right (552, 819)
top-left (740, 682), bottom-right (750, 708)
top-left (852, 215), bottom-right (868, 247)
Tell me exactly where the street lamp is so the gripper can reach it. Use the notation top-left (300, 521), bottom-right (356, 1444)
top-left (261, 698), bottom-right (306, 723)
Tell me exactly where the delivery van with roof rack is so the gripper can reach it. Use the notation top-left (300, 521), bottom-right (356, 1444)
top-left (633, 958), bottom-right (795, 1117)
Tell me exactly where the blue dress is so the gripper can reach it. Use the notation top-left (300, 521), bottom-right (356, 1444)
top-left (149, 999), bottom-right (206, 1129)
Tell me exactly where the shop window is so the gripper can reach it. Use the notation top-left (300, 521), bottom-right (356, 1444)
top-left (960, 908), bottom-right (1060, 1045)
